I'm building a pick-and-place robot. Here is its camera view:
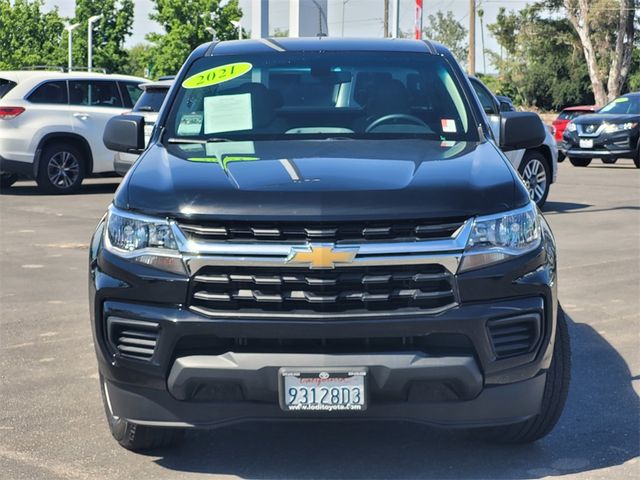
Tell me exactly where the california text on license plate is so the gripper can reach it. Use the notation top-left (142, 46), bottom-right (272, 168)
top-left (279, 368), bottom-right (367, 412)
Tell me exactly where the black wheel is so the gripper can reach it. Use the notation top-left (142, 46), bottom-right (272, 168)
top-left (476, 306), bottom-right (571, 443)
top-left (569, 157), bottom-right (591, 167)
top-left (36, 142), bottom-right (85, 194)
top-left (0, 172), bottom-right (18, 189)
top-left (518, 151), bottom-right (550, 208)
top-left (100, 376), bottom-right (184, 451)
top-left (634, 147), bottom-right (639, 168)
top-left (557, 151), bottom-right (565, 163)
top-left (601, 158), bottom-right (617, 164)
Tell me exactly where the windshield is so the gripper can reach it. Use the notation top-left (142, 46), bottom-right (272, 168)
top-left (599, 95), bottom-right (640, 115)
top-left (164, 51), bottom-right (478, 142)
top-left (134, 87), bottom-right (169, 113)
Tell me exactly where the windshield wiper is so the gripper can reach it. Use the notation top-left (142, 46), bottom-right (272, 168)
top-left (166, 137), bottom-right (232, 144)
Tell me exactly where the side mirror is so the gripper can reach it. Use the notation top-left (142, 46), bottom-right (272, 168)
top-left (499, 111), bottom-right (546, 151)
top-left (499, 100), bottom-right (513, 112)
top-left (103, 115), bottom-right (145, 153)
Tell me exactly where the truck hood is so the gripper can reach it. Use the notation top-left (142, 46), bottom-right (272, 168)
top-left (117, 139), bottom-right (526, 221)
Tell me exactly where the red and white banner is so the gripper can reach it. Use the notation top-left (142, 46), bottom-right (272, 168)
top-left (415, 0), bottom-right (423, 39)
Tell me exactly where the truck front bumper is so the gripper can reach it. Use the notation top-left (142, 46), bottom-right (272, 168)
top-left (90, 217), bottom-right (558, 429)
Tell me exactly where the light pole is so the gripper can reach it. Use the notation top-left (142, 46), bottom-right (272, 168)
top-left (65, 23), bottom-right (81, 72)
top-left (231, 20), bottom-right (242, 40)
top-left (201, 12), bottom-right (217, 41)
top-left (310, 0), bottom-right (327, 36)
top-left (341, 0), bottom-right (352, 37)
top-left (88, 14), bottom-right (103, 72)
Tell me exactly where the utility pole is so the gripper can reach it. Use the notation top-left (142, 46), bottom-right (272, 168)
top-left (468, 0), bottom-right (476, 75)
top-left (383, 0), bottom-right (389, 38)
top-left (478, 8), bottom-right (486, 74)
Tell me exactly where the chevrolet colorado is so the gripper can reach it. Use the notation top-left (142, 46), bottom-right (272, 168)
top-left (91, 38), bottom-right (570, 451)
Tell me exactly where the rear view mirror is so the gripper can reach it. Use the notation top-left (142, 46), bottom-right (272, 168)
top-left (103, 115), bottom-right (145, 153)
top-left (499, 112), bottom-right (546, 151)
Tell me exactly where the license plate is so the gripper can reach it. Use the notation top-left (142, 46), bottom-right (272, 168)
top-left (579, 139), bottom-right (594, 149)
top-left (279, 368), bottom-right (367, 412)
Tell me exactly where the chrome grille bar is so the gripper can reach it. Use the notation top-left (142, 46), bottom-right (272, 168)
top-left (173, 220), bottom-right (471, 275)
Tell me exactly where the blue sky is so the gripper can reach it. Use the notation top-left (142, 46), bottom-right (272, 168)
top-left (47, 0), bottom-right (533, 73)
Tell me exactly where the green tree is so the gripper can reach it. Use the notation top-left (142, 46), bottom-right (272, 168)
top-left (125, 43), bottom-right (154, 78)
top-left (423, 11), bottom-right (468, 67)
top-left (71, 0), bottom-right (135, 73)
top-left (562, 0), bottom-right (636, 105)
top-left (488, 5), bottom-right (593, 110)
top-left (0, 0), bottom-right (66, 70)
top-left (146, 0), bottom-right (242, 78)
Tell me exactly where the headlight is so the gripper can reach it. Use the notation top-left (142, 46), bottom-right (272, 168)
top-left (603, 122), bottom-right (637, 133)
top-left (459, 202), bottom-right (541, 271)
top-left (566, 122), bottom-right (576, 132)
top-left (104, 206), bottom-right (186, 275)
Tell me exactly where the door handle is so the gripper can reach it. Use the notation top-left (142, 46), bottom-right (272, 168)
top-left (73, 113), bottom-right (90, 119)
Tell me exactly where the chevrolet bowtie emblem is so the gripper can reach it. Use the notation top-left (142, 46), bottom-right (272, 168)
top-left (287, 244), bottom-right (358, 269)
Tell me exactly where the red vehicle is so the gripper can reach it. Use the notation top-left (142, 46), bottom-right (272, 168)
top-left (553, 105), bottom-right (597, 161)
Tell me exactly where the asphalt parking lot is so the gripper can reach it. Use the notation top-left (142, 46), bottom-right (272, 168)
top-left (1, 160), bottom-right (639, 479)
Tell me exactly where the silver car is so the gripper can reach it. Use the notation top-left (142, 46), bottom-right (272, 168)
top-left (469, 77), bottom-right (558, 208)
top-left (113, 79), bottom-right (173, 176)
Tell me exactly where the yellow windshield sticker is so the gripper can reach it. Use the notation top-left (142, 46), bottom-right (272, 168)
top-left (614, 97), bottom-right (629, 103)
top-left (182, 62), bottom-right (253, 89)
top-left (187, 155), bottom-right (259, 171)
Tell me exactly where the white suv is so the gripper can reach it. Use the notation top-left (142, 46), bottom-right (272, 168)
top-left (0, 71), bottom-right (145, 193)
top-left (468, 76), bottom-right (558, 208)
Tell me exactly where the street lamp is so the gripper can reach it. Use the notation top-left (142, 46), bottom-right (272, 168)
top-left (201, 12), bottom-right (217, 41)
top-left (231, 20), bottom-right (242, 40)
top-left (341, 0), bottom-right (353, 37)
top-left (88, 14), bottom-right (103, 73)
top-left (310, 0), bottom-right (328, 36)
top-left (65, 23), bottom-right (81, 72)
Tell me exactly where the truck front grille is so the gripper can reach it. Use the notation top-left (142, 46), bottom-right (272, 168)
top-left (189, 265), bottom-right (457, 316)
top-left (178, 218), bottom-right (465, 243)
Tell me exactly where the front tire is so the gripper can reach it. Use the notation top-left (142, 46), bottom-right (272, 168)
top-left (569, 157), bottom-right (591, 167)
top-left (100, 376), bottom-right (184, 451)
top-left (36, 143), bottom-right (85, 194)
top-left (518, 152), bottom-right (550, 208)
top-left (601, 158), bottom-right (617, 164)
top-left (0, 172), bottom-right (18, 189)
top-left (634, 147), bottom-right (639, 168)
top-left (477, 306), bottom-right (571, 443)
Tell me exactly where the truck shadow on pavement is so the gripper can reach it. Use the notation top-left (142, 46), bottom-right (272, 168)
top-left (152, 313), bottom-right (639, 479)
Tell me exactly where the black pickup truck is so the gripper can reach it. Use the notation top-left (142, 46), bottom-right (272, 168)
top-left (91, 38), bottom-right (569, 451)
